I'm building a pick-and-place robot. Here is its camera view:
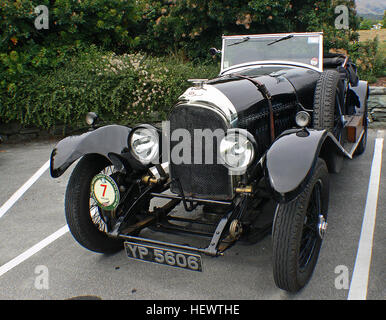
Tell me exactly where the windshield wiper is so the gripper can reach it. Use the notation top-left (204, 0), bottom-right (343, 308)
top-left (267, 35), bottom-right (294, 46)
top-left (227, 36), bottom-right (250, 47)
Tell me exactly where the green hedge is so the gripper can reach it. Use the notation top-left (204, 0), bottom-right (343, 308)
top-left (0, 0), bottom-right (141, 94)
top-left (1, 0), bottom-right (384, 132)
top-left (0, 0), bottom-right (140, 53)
top-left (0, 46), bottom-right (219, 129)
top-left (349, 37), bottom-right (386, 83)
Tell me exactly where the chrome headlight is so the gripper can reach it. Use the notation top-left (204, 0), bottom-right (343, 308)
top-left (295, 111), bottom-right (311, 127)
top-left (85, 112), bottom-right (98, 126)
top-left (219, 129), bottom-right (256, 173)
top-left (129, 125), bottom-right (159, 164)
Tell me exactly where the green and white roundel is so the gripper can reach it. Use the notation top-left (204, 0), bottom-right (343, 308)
top-left (90, 174), bottom-right (120, 211)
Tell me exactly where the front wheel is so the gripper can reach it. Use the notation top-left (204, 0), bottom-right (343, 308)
top-left (272, 158), bottom-right (329, 292)
top-left (65, 154), bottom-right (146, 254)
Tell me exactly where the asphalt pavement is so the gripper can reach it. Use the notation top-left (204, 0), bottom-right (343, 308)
top-left (0, 129), bottom-right (384, 300)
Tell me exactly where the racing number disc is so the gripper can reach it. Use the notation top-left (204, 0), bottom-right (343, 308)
top-left (90, 174), bottom-right (120, 211)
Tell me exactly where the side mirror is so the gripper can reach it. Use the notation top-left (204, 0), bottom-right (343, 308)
top-left (209, 48), bottom-right (221, 56)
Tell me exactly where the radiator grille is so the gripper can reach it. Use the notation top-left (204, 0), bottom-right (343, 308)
top-left (169, 105), bottom-right (233, 199)
top-left (238, 101), bottom-right (297, 158)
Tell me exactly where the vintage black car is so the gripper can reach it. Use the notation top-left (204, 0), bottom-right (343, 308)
top-left (50, 32), bottom-right (368, 292)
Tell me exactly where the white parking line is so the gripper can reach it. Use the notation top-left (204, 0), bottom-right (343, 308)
top-left (0, 159), bottom-right (50, 219)
top-left (0, 158), bottom-right (69, 278)
top-left (348, 131), bottom-right (384, 300)
top-left (0, 225), bottom-right (69, 277)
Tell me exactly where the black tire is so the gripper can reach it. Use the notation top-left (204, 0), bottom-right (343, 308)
top-left (313, 70), bottom-right (343, 173)
top-left (65, 154), bottom-right (124, 254)
top-left (272, 158), bottom-right (329, 292)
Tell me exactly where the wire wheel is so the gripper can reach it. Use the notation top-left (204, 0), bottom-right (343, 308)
top-left (65, 155), bottom-right (125, 253)
top-left (272, 158), bottom-right (329, 292)
top-left (89, 165), bottom-right (117, 233)
top-left (299, 180), bottom-right (324, 271)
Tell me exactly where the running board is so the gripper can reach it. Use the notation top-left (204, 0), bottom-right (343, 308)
top-left (329, 128), bottom-right (364, 160)
top-left (344, 128), bottom-right (365, 158)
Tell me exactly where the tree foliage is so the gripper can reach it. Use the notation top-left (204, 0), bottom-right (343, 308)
top-left (0, 0), bottom-right (383, 130)
top-left (0, 0), bottom-right (141, 91)
top-left (359, 18), bottom-right (376, 30)
top-left (135, 0), bottom-right (360, 59)
top-left (0, 0), bottom-right (140, 54)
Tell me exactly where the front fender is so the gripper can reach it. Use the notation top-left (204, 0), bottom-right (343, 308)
top-left (50, 125), bottom-right (131, 178)
top-left (264, 129), bottom-right (343, 202)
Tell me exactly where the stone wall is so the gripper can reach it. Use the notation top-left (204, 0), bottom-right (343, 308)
top-left (368, 86), bottom-right (386, 127)
top-left (0, 124), bottom-right (81, 144)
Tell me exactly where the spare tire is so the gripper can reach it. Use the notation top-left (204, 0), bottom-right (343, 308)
top-left (313, 70), bottom-right (344, 173)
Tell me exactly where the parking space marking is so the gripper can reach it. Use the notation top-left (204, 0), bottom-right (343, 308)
top-left (348, 131), bottom-right (384, 300)
top-left (0, 159), bottom-right (50, 219)
top-left (0, 225), bottom-right (69, 277)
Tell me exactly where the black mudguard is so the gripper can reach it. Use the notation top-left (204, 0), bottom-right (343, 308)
top-left (50, 125), bottom-right (131, 178)
top-left (349, 80), bottom-right (369, 114)
top-left (264, 128), bottom-right (345, 202)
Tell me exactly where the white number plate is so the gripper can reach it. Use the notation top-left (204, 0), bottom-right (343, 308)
top-left (124, 242), bottom-right (203, 272)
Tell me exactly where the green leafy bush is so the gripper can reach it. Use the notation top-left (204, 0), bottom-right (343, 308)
top-left (348, 36), bottom-right (386, 83)
top-left (0, 0), bottom-right (140, 52)
top-left (359, 18), bottom-right (377, 30)
top-left (0, 46), bottom-right (219, 129)
top-left (136, 0), bottom-right (360, 60)
top-left (137, 0), bottom-right (302, 60)
top-left (1, 0), bottom-right (383, 132)
top-left (0, 0), bottom-right (141, 94)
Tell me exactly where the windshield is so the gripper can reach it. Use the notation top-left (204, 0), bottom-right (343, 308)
top-left (221, 33), bottom-right (323, 72)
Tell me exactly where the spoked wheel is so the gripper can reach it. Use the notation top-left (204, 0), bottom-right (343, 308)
top-left (89, 197), bottom-right (108, 233)
top-left (88, 165), bottom-right (118, 234)
top-left (65, 154), bottom-right (147, 254)
top-left (298, 180), bottom-right (326, 271)
top-left (272, 158), bottom-right (329, 292)
top-left (333, 90), bottom-right (345, 143)
top-left (313, 70), bottom-right (345, 173)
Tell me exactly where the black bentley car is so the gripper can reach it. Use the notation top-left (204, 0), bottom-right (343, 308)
top-left (50, 33), bottom-right (368, 292)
